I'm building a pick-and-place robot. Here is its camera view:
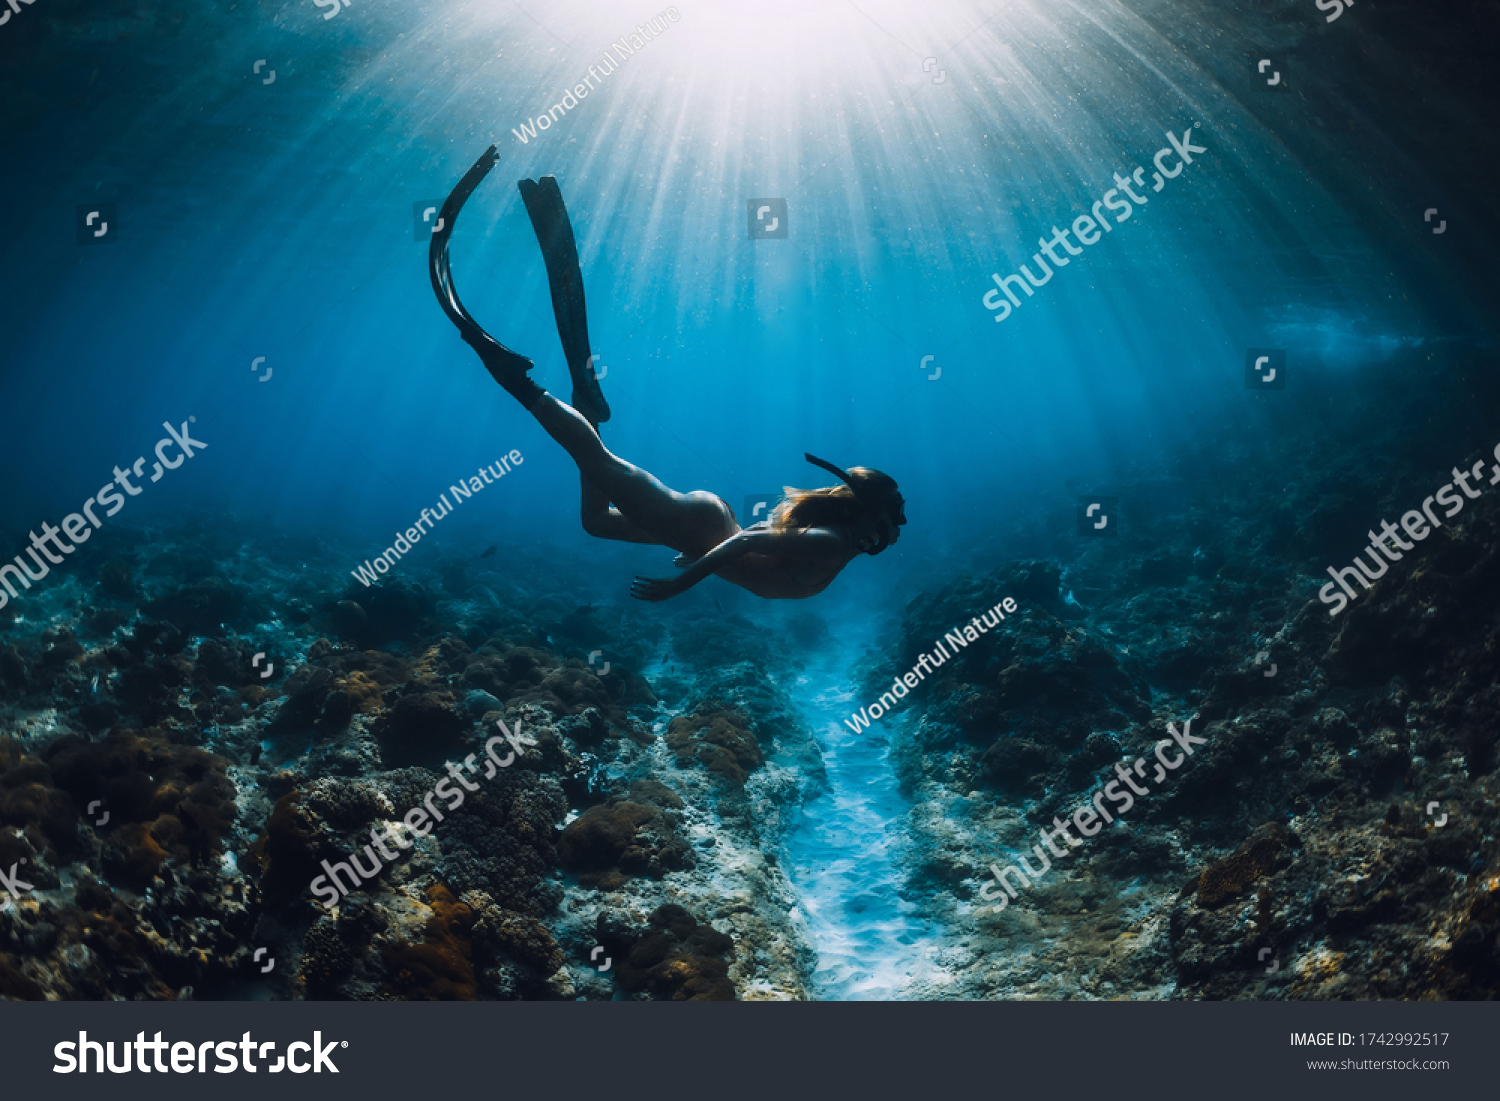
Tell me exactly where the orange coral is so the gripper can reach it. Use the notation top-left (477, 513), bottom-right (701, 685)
top-left (337, 671), bottom-right (384, 713)
top-left (382, 884), bottom-right (478, 1000)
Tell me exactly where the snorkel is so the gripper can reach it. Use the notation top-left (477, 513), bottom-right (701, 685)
top-left (803, 453), bottom-right (907, 553)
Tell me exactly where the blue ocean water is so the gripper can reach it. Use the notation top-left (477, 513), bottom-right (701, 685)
top-left (6, 0), bottom-right (1483, 581)
top-left (2, 0), bottom-right (1496, 1005)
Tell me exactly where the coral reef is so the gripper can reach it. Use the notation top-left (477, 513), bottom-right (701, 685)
top-left (866, 346), bottom-right (1500, 1000)
top-left (3, 346), bottom-right (1491, 1004)
top-left (0, 510), bottom-right (833, 1001)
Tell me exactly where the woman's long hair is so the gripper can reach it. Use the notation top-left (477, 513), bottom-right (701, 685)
top-left (770, 467), bottom-right (901, 532)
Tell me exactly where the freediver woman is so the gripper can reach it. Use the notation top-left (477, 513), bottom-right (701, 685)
top-left (429, 144), bottom-right (906, 602)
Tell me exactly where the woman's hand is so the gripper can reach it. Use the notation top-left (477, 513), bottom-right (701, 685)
top-left (630, 575), bottom-right (686, 602)
top-left (636, 532), bottom-right (756, 601)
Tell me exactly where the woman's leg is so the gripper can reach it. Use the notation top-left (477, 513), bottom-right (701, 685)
top-left (427, 149), bottom-right (729, 555)
top-left (533, 396), bottom-right (732, 554)
top-left (579, 472), bottom-right (657, 544)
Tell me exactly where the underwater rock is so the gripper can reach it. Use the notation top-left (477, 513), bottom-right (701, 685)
top-left (373, 692), bottom-right (469, 770)
top-left (627, 778), bottom-right (683, 810)
top-left (297, 916), bottom-right (356, 995)
top-left (314, 688), bottom-right (356, 734)
top-left (1193, 823), bottom-right (1294, 908)
top-left (82, 605), bottom-right (130, 637)
top-left (0, 857), bottom-right (252, 1001)
top-left (0, 646), bottom-right (27, 692)
top-left (597, 903), bottom-right (736, 1001)
top-left (245, 792), bottom-right (329, 909)
top-left (334, 578), bottom-right (436, 647)
top-left (670, 613), bottom-right (784, 673)
top-left (329, 600), bottom-right (368, 640)
top-left (553, 705), bottom-right (610, 748)
top-left (456, 642), bottom-right (642, 743)
top-left (0, 737), bottom-right (82, 860)
top-left (468, 891), bottom-right (565, 977)
top-left (554, 607), bottom-right (606, 648)
top-left (302, 777), bottom-right (392, 828)
top-left (463, 688), bottom-right (502, 717)
top-left (859, 352), bottom-right (1500, 1001)
top-left (328, 649), bottom-right (410, 692)
top-left (143, 578), bottom-right (253, 636)
top-left (888, 564), bottom-right (1151, 811)
top-left (557, 798), bottom-right (694, 888)
top-left (194, 637), bottom-right (258, 689)
top-left (125, 618), bottom-right (188, 658)
top-left (46, 730), bottom-right (237, 891)
top-left (271, 663), bottom-right (332, 731)
top-left (97, 559), bottom-right (137, 601)
top-left (665, 703), bottom-right (764, 785)
top-left (0, 514), bottom-right (814, 1001)
top-left (1323, 505), bottom-right (1500, 696)
top-left (427, 767), bottom-right (568, 919)
top-left (113, 654), bottom-right (193, 727)
top-left (980, 736), bottom-right (1052, 791)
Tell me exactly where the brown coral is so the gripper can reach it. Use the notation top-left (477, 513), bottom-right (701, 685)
top-left (1195, 823), bottom-right (1290, 908)
top-left (244, 792), bottom-right (326, 907)
top-left (557, 800), bottom-right (693, 888)
top-left (472, 902), bottom-right (565, 975)
top-left (666, 706), bottom-right (763, 785)
top-left (338, 671), bottom-right (385, 713)
top-left (603, 904), bottom-right (737, 1001)
top-left (31, 731), bottom-right (237, 889)
top-left (382, 884), bottom-right (478, 1000)
top-left (0, 737), bottom-right (80, 859)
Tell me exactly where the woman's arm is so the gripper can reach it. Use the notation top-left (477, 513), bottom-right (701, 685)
top-left (631, 527), bottom-right (853, 601)
top-left (631, 530), bottom-right (756, 601)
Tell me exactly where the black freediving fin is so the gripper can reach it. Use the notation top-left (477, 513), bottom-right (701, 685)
top-left (430, 146), bottom-right (544, 408)
top-left (518, 175), bottom-right (611, 425)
